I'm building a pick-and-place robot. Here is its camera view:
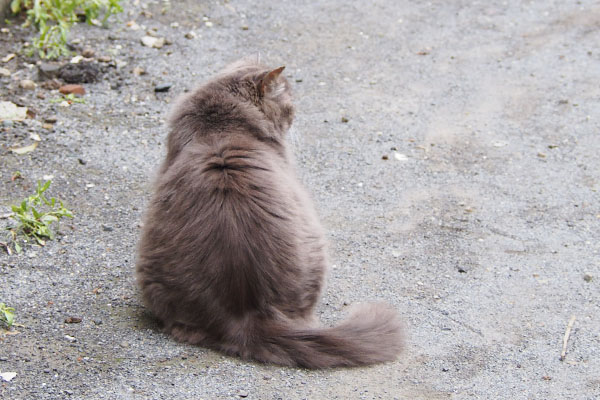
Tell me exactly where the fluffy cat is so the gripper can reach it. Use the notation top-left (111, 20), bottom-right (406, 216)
top-left (136, 58), bottom-right (404, 368)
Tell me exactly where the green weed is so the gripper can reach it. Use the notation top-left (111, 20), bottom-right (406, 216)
top-left (11, 0), bottom-right (123, 59)
top-left (7, 180), bottom-right (73, 253)
top-left (50, 93), bottom-right (86, 104)
top-left (0, 303), bottom-right (15, 328)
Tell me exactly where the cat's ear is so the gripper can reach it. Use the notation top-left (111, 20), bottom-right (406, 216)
top-left (259, 66), bottom-right (286, 98)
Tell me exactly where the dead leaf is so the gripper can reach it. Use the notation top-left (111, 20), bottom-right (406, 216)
top-left (10, 142), bottom-right (38, 155)
top-left (2, 53), bottom-right (15, 63)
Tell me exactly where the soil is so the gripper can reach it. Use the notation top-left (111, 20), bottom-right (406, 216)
top-left (1, 1), bottom-right (599, 399)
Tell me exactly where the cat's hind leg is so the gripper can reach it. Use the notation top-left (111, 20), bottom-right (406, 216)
top-left (169, 322), bottom-right (209, 345)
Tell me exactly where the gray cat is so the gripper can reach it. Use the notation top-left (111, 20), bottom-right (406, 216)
top-left (136, 58), bottom-right (404, 368)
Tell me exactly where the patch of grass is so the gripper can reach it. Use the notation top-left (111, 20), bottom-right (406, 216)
top-left (7, 180), bottom-right (73, 253)
top-left (0, 303), bottom-right (15, 328)
top-left (11, 0), bottom-right (123, 59)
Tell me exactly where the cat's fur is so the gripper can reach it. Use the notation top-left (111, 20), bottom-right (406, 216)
top-left (136, 58), bottom-right (404, 368)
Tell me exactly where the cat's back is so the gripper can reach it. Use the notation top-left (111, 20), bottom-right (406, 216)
top-left (140, 131), bottom-right (297, 262)
top-left (162, 133), bottom-right (287, 199)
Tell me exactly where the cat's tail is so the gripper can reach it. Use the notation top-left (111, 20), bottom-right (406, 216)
top-left (245, 303), bottom-right (404, 369)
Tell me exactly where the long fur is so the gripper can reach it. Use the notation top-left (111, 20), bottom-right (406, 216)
top-left (136, 58), bottom-right (404, 368)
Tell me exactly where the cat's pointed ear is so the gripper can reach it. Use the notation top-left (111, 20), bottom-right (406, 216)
top-left (259, 66), bottom-right (286, 98)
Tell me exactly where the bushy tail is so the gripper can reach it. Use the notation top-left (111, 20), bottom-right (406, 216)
top-left (244, 303), bottom-right (404, 369)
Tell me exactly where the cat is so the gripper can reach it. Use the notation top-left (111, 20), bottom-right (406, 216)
top-left (135, 57), bottom-right (404, 368)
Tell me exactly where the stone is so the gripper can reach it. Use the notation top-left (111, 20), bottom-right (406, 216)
top-left (38, 63), bottom-right (62, 80)
top-left (132, 67), bottom-right (146, 76)
top-left (20, 79), bottom-right (36, 90)
top-left (59, 84), bottom-right (86, 96)
top-left (154, 83), bottom-right (173, 92)
top-left (0, 67), bottom-right (10, 77)
top-left (40, 79), bottom-right (62, 90)
top-left (82, 47), bottom-right (95, 58)
top-left (141, 36), bottom-right (165, 49)
top-left (64, 335), bottom-right (77, 343)
top-left (58, 62), bottom-right (100, 83)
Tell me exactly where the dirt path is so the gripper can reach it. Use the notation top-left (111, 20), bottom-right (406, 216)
top-left (1, 1), bottom-right (599, 399)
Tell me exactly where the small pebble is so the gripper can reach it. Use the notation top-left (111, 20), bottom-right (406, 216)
top-left (394, 152), bottom-right (408, 161)
top-left (141, 36), bottom-right (165, 49)
top-left (59, 84), bottom-right (85, 96)
top-left (154, 83), bottom-right (173, 92)
top-left (64, 335), bottom-right (77, 343)
top-left (184, 31), bottom-right (197, 39)
top-left (102, 225), bottom-right (114, 232)
top-left (237, 390), bottom-right (248, 398)
top-left (341, 117), bottom-right (349, 123)
top-left (132, 67), bottom-right (146, 76)
top-left (44, 115), bottom-right (58, 123)
top-left (41, 79), bottom-right (61, 90)
top-left (82, 47), bottom-right (95, 58)
top-left (583, 274), bottom-right (592, 282)
top-left (0, 67), bottom-right (10, 77)
top-left (0, 372), bottom-right (16, 382)
top-left (20, 79), bottom-right (36, 90)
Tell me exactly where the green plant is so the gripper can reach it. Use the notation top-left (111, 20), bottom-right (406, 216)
top-left (50, 93), bottom-right (86, 104)
top-left (11, 0), bottom-right (123, 59)
top-left (0, 303), bottom-right (15, 328)
top-left (8, 180), bottom-right (73, 253)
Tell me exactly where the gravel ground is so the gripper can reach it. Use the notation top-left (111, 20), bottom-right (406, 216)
top-left (1, 1), bottom-right (599, 399)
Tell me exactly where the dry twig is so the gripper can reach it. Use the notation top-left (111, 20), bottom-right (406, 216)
top-left (560, 316), bottom-right (576, 361)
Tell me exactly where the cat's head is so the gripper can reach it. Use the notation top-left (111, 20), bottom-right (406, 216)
top-left (217, 57), bottom-right (295, 135)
